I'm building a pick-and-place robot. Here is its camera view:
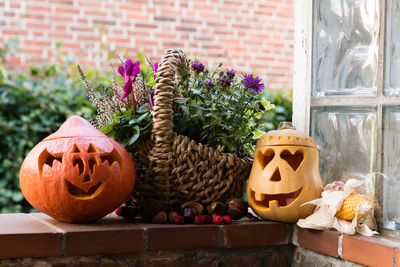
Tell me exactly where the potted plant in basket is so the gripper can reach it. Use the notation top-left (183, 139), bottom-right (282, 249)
top-left (78, 49), bottom-right (274, 222)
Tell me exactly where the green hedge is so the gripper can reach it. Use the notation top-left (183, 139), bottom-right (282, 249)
top-left (0, 46), bottom-right (292, 213)
top-left (0, 47), bottom-right (98, 213)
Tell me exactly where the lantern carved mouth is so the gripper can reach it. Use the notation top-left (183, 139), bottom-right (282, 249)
top-left (249, 187), bottom-right (304, 208)
top-left (65, 180), bottom-right (105, 200)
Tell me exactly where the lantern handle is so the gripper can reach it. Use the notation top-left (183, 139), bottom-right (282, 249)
top-left (278, 121), bottom-right (296, 130)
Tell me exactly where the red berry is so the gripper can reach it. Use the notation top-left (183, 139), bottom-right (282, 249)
top-left (174, 215), bottom-right (185, 225)
top-left (213, 215), bottom-right (223, 225)
top-left (222, 215), bottom-right (232, 224)
top-left (115, 206), bottom-right (122, 216)
top-left (204, 215), bottom-right (213, 224)
top-left (194, 215), bottom-right (205, 224)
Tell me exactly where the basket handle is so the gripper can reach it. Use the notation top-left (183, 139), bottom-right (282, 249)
top-left (151, 49), bottom-right (186, 154)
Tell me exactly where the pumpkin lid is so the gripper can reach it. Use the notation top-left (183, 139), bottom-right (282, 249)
top-left (257, 122), bottom-right (318, 149)
top-left (44, 115), bottom-right (108, 140)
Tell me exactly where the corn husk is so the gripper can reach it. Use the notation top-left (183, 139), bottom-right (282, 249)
top-left (297, 178), bottom-right (378, 236)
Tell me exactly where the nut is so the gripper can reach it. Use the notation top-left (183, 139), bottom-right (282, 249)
top-left (152, 211), bottom-right (167, 224)
top-left (181, 201), bottom-right (204, 215)
top-left (168, 211), bottom-right (179, 223)
top-left (183, 207), bottom-right (198, 223)
top-left (226, 198), bottom-right (248, 220)
top-left (207, 201), bottom-right (226, 215)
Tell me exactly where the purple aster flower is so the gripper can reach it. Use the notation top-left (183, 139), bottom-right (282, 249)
top-left (204, 80), bottom-right (215, 89)
top-left (220, 75), bottom-right (233, 87)
top-left (191, 60), bottom-right (205, 73)
top-left (118, 59), bottom-right (140, 100)
top-left (226, 68), bottom-right (236, 79)
top-left (242, 73), bottom-right (265, 94)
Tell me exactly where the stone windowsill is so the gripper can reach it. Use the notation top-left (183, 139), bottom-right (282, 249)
top-left (1, 212), bottom-right (400, 266)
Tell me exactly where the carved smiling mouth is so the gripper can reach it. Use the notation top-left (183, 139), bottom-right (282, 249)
top-left (249, 187), bottom-right (303, 208)
top-left (65, 180), bottom-right (104, 200)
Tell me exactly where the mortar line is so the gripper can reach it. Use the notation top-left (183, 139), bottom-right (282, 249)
top-left (28, 214), bottom-right (66, 255)
top-left (338, 234), bottom-right (343, 258)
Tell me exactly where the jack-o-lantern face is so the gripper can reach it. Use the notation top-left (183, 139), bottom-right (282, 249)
top-left (247, 123), bottom-right (323, 223)
top-left (19, 116), bottom-right (135, 223)
top-left (39, 143), bottom-right (123, 200)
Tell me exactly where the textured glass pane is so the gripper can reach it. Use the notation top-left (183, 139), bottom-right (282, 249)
top-left (385, 0), bottom-right (400, 95)
top-left (313, 0), bottom-right (379, 97)
top-left (383, 106), bottom-right (400, 229)
top-left (311, 106), bottom-right (377, 186)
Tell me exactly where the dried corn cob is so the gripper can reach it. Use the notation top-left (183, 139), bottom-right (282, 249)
top-left (336, 193), bottom-right (367, 221)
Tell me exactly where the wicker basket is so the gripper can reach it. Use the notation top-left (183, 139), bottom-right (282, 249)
top-left (125, 49), bottom-right (252, 210)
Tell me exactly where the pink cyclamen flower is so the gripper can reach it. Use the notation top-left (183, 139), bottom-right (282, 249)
top-left (118, 59), bottom-right (140, 100)
top-left (153, 62), bottom-right (159, 73)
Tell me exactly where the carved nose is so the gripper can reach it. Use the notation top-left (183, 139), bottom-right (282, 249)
top-left (269, 168), bottom-right (281, 182)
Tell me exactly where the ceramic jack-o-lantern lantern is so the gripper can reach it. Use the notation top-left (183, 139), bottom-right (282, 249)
top-left (246, 122), bottom-right (323, 223)
top-left (19, 116), bottom-right (135, 223)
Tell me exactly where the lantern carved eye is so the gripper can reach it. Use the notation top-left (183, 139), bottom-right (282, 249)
top-left (258, 149), bottom-right (275, 168)
top-left (38, 149), bottom-right (63, 177)
top-left (280, 149), bottom-right (304, 171)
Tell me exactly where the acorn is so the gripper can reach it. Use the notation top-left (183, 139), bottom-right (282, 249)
top-left (226, 198), bottom-right (248, 220)
top-left (181, 201), bottom-right (204, 214)
top-left (152, 211), bottom-right (167, 224)
top-left (168, 211), bottom-right (180, 224)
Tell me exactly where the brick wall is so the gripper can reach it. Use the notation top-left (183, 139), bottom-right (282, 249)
top-left (0, 0), bottom-right (294, 89)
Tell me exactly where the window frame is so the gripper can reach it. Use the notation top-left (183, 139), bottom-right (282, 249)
top-left (292, 0), bottom-right (400, 230)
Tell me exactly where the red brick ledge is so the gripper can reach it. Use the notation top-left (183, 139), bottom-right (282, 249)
top-left (2, 213), bottom-right (400, 267)
top-left (0, 213), bottom-right (290, 260)
top-left (295, 226), bottom-right (400, 267)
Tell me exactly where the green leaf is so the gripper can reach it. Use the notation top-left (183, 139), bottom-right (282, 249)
top-left (136, 104), bottom-right (149, 114)
top-left (174, 98), bottom-right (188, 104)
top-left (101, 124), bottom-right (114, 135)
top-left (253, 130), bottom-right (265, 139)
top-left (128, 125), bottom-right (140, 145)
top-left (261, 97), bottom-right (275, 111)
top-left (129, 112), bottom-right (149, 124)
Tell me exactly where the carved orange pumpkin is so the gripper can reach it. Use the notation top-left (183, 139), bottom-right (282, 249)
top-left (246, 122), bottom-right (323, 222)
top-left (19, 116), bottom-right (135, 223)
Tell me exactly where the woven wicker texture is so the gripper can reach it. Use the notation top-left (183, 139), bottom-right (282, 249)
top-left (127, 49), bottom-right (252, 208)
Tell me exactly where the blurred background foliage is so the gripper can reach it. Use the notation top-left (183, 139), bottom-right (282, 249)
top-left (0, 40), bottom-right (292, 213)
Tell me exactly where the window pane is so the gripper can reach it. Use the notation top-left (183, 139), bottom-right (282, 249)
top-left (311, 106), bottom-right (377, 186)
top-left (385, 0), bottom-right (400, 95)
top-left (383, 106), bottom-right (400, 229)
top-left (312, 0), bottom-right (379, 97)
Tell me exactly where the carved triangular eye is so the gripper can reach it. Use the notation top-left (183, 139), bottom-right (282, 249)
top-left (280, 150), bottom-right (304, 171)
top-left (258, 149), bottom-right (275, 169)
top-left (71, 144), bottom-right (83, 153)
top-left (87, 143), bottom-right (98, 153)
